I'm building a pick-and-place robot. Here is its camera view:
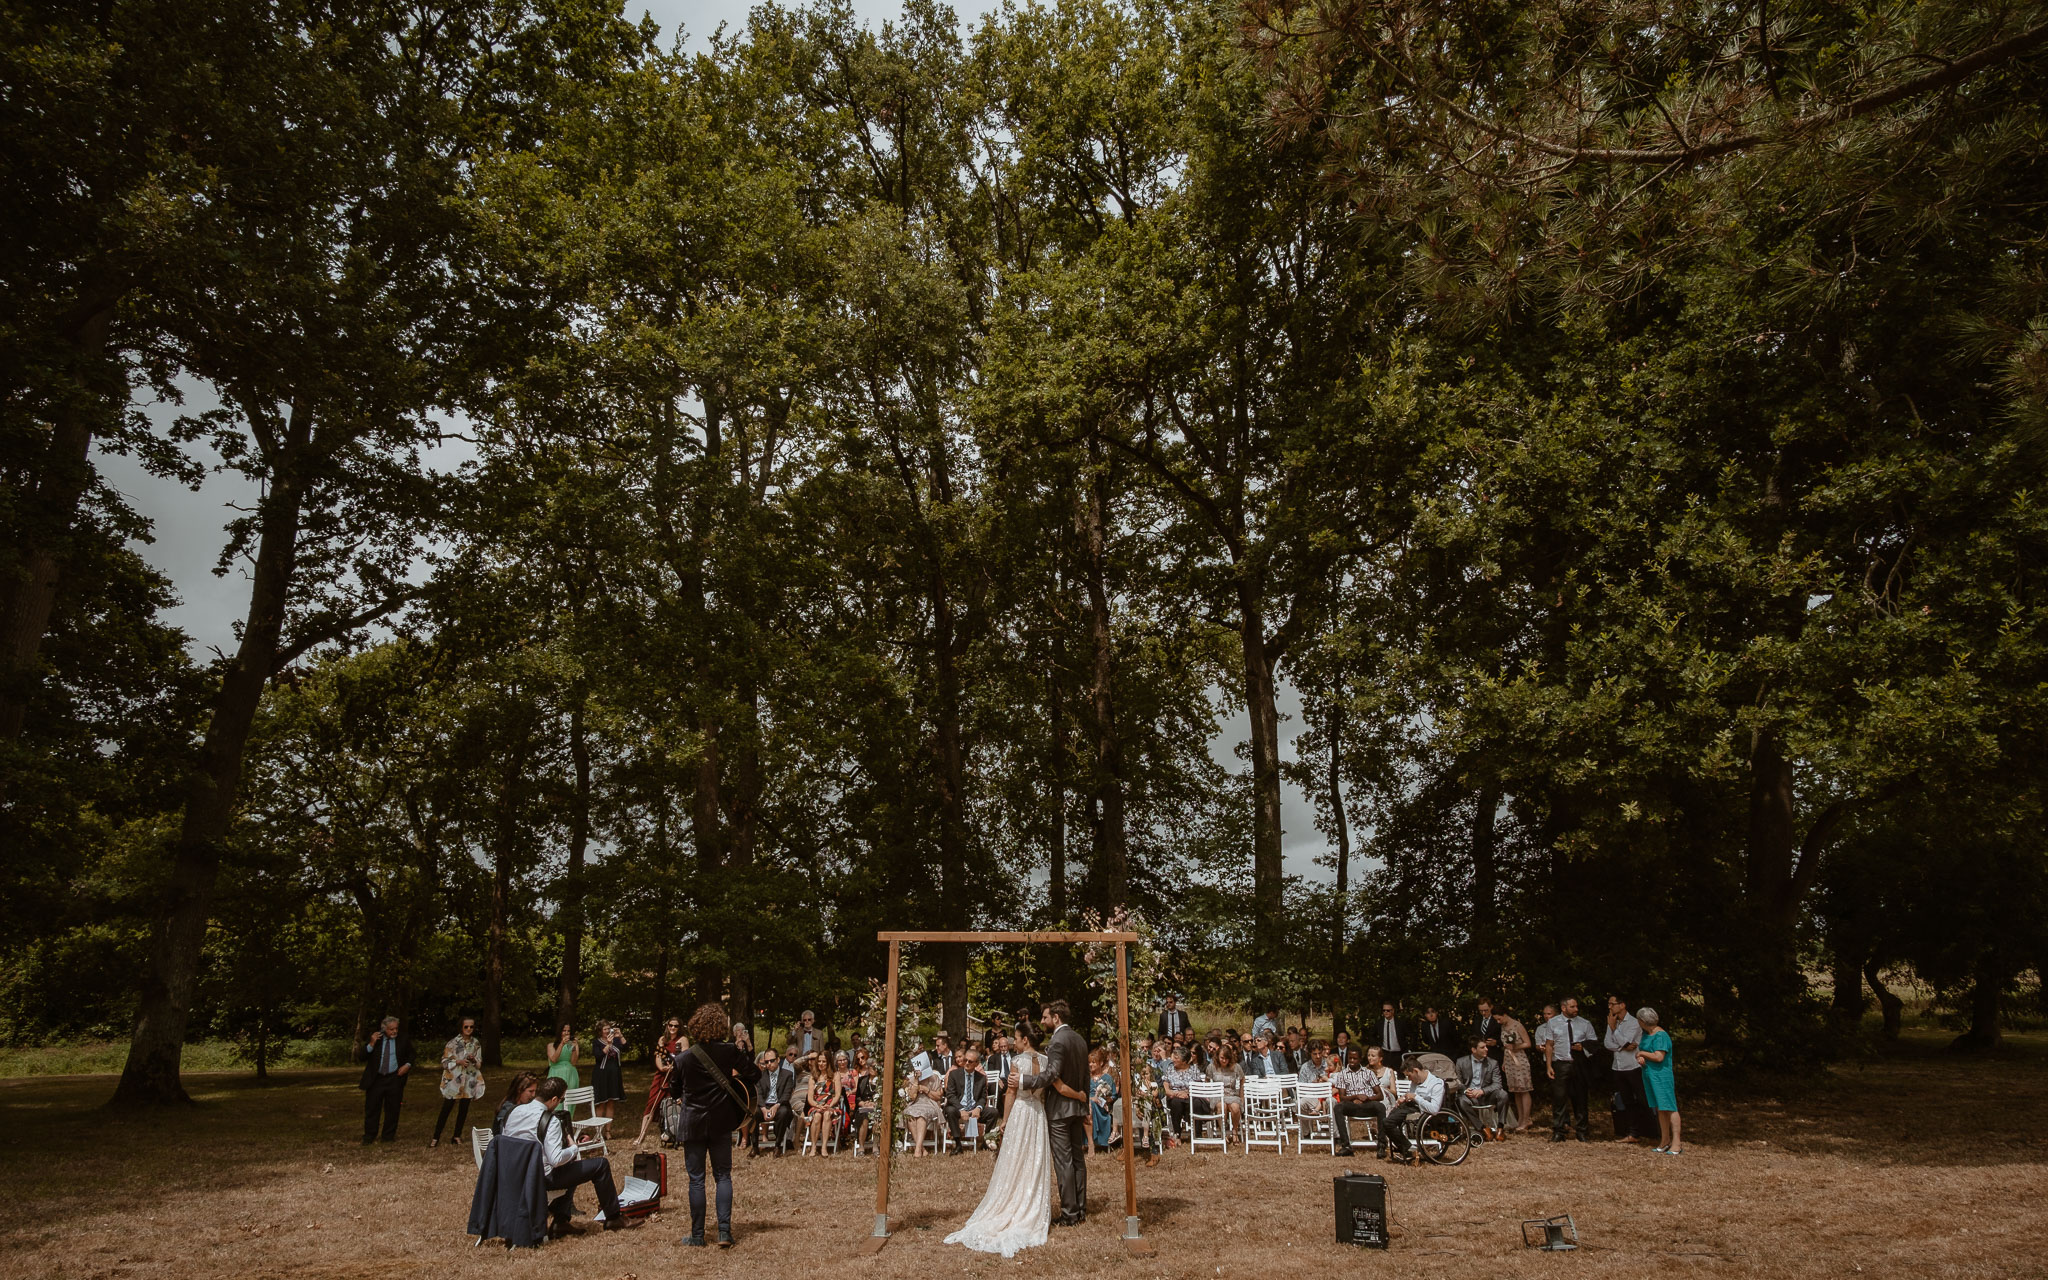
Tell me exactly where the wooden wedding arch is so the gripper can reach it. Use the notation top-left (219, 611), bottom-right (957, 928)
top-left (864, 930), bottom-right (1154, 1256)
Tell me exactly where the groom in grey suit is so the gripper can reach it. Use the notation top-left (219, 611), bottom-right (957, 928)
top-left (1018, 999), bottom-right (1091, 1226)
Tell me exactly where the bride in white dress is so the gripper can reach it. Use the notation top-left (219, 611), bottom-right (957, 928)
top-left (945, 1033), bottom-right (1052, 1257)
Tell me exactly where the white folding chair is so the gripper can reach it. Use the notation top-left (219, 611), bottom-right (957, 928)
top-left (799, 1107), bottom-right (840, 1155)
top-left (1294, 1082), bottom-right (1336, 1155)
top-left (1187, 1081), bottom-right (1229, 1154)
top-left (1271, 1073), bottom-right (1300, 1142)
top-left (471, 1126), bottom-right (495, 1169)
top-left (1243, 1080), bottom-right (1288, 1154)
top-left (562, 1086), bottom-right (611, 1157)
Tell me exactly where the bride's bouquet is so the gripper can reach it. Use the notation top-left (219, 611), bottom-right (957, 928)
top-left (984, 1123), bottom-right (1004, 1153)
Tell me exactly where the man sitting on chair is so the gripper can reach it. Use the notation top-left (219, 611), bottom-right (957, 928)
top-left (506, 1077), bottom-right (624, 1236)
top-left (1329, 1048), bottom-right (1387, 1159)
top-left (1454, 1039), bottom-right (1509, 1139)
top-left (1380, 1061), bottom-right (1446, 1165)
top-left (943, 1047), bottom-right (993, 1151)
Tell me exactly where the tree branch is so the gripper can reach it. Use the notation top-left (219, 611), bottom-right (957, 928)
top-left (1384, 19), bottom-right (2048, 166)
top-left (272, 587), bottom-right (424, 671)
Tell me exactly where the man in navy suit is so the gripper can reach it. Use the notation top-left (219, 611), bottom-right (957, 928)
top-left (356, 1016), bottom-right (414, 1144)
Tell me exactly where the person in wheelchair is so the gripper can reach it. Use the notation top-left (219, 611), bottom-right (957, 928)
top-left (1381, 1061), bottom-right (1446, 1165)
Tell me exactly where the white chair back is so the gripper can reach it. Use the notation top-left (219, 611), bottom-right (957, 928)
top-left (471, 1126), bottom-right (495, 1169)
top-left (1187, 1081), bottom-right (1229, 1153)
top-left (1243, 1080), bottom-right (1287, 1154)
top-left (1293, 1082), bottom-right (1335, 1154)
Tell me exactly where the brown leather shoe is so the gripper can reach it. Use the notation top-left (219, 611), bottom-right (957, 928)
top-left (1145, 1152), bottom-right (1160, 1167)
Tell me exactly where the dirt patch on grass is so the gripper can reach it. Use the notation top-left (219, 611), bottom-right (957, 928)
top-left (3, 1038), bottom-right (2041, 1280)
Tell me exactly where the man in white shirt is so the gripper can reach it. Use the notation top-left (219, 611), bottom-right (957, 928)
top-left (1250, 1005), bottom-right (1280, 1042)
top-left (1604, 995), bottom-right (1654, 1142)
top-left (1380, 1061), bottom-right (1445, 1163)
top-left (1537, 997), bottom-right (1599, 1142)
top-left (507, 1077), bottom-right (623, 1235)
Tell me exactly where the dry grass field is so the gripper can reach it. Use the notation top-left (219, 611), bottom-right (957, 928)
top-left (3, 1034), bottom-right (2042, 1280)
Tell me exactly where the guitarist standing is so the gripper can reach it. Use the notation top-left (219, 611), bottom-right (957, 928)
top-left (669, 1003), bottom-right (763, 1249)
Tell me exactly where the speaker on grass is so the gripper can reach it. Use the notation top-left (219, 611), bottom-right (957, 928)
top-left (1333, 1171), bottom-right (1389, 1248)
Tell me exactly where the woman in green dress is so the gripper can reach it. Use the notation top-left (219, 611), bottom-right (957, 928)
top-left (546, 1023), bottom-right (580, 1091)
top-left (1634, 1007), bottom-right (1681, 1154)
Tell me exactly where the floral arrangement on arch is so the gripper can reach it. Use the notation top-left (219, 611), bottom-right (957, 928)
top-left (1078, 907), bottom-right (1170, 1043)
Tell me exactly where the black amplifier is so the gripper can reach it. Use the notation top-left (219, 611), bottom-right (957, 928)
top-left (1334, 1171), bottom-right (1389, 1248)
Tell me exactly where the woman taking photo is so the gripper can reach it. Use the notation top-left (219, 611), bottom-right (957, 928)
top-left (1088, 1047), bottom-right (1120, 1153)
top-left (592, 1021), bottom-right (627, 1120)
top-left (545, 1023), bottom-right (579, 1092)
top-left (850, 1047), bottom-right (879, 1153)
top-left (903, 1063), bottom-right (945, 1155)
top-left (636, 1017), bottom-right (687, 1149)
top-left (669, 1003), bottom-right (763, 1249)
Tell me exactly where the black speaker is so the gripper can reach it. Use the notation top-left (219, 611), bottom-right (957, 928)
top-left (1333, 1172), bottom-right (1389, 1248)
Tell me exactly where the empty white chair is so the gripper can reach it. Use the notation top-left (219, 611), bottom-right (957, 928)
top-left (561, 1086), bottom-right (611, 1157)
top-left (1294, 1082), bottom-right (1336, 1155)
top-left (471, 1125), bottom-right (495, 1169)
top-left (1243, 1080), bottom-right (1288, 1154)
top-left (1270, 1072), bottom-right (1300, 1141)
top-left (1187, 1081), bottom-right (1229, 1153)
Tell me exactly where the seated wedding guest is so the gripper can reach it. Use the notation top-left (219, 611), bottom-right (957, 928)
top-left (833, 1051), bottom-right (858, 1146)
top-left (431, 1016), bottom-right (485, 1149)
top-left (1330, 1049), bottom-right (1386, 1158)
top-left (356, 1015), bottom-right (414, 1145)
top-left (752, 1048), bottom-right (795, 1156)
top-left (506, 1077), bottom-right (624, 1236)
top-left (635, 1017), bottom-right (685, 1149)
top-left (1245, 1034), bottom-right (1289, 1078)
top-left (942, 1046), bottom-right (993, 1152)
top-left (802, 1052), bottom-right (840, 1155)
top-left (903, 1063), bottom-right (945, 1155)
top-left (791, 1052), bottom-right (815, 1131)
top-left (670, 1002), bottom-right (763, 1248)
top-left (1284, 1028), bottom-right (1307, 1070)
top-left (1207, 1043), bottom-right (1245, 1134)
top-left (929, 1033), bottom-right (954, 1074)
top-left (1161, 1044), bottom-right (1200, 1136)
top-left (850, 1047), bottom-right (880, 1153)
top-left (1298, 1040), bottom-right (1329, 1084)
top-left (1455, 1038), bottom-right (1509, 1138)
top-left (984, 1032), bottom-right (1015, 1117)
top-left (1364, 1046), bottom-right (1399, 1102)
top-left (1381, 1061), bottom-right (1446, 1166)
top-left (493, 1071), bottom-right (539, 1134)
top-left (1088, 1047), bottom-right (1119, 1152)
top-left (592, 1021), bottom-right (627, 1121)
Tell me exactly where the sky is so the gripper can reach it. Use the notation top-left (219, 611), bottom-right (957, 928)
top-left (91, 0), bottom-right (1340, 882)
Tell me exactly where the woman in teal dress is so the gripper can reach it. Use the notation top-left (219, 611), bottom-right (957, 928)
top-left (1634, 1007), bottom-right (1681, 1154)
top-left (546, 1023), bottom-right (580, 1091)
top-left (1088, 1048), bottom-right (1120, 1152)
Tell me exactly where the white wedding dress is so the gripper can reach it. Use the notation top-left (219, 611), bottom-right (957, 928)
top-left (945, 1049), bottom-right (1053, 1257)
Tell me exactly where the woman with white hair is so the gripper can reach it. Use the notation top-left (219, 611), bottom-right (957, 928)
top-left (1633, 1008), bottom-right (1682, 1154)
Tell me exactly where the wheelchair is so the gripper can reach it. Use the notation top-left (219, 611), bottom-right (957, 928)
top-left (1393, 1105), bottom-right (1474, 1166)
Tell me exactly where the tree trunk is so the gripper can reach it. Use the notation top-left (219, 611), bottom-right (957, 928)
top-left (1048, 668), bottom-right (1068, 924)
top-left (111, 402), bottom-right (311, 1107)
top-left (1739, 726), bottom-right (1805, 1040)
top-left (1471, 782), bottom-right (1500, 937)
top-left (1327, 701), bottom-right (1350, 1036)
top-left (556, 693), bottom-right (590, 1031)
top-left (932, 570), bottom-right (971, 1041)
top-left (1828, 941), bottom-right (1867, 1037)
top-left (0, 298), bottom-right (118, 751)
top-left (482, 721), bottom-right (533, 1070)
top-left (1236, 589), bottom-right (1285, 951)
top-left (1949, 956), bottom-right (2005, 1054)
top-left (1863, 961), bottom-right (1902, 1040)
top-left (1080, 447), bottom-right (1128, 909)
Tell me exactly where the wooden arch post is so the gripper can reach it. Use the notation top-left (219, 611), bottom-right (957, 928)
top-left (865, 930), bottom-right (1153, 1257)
